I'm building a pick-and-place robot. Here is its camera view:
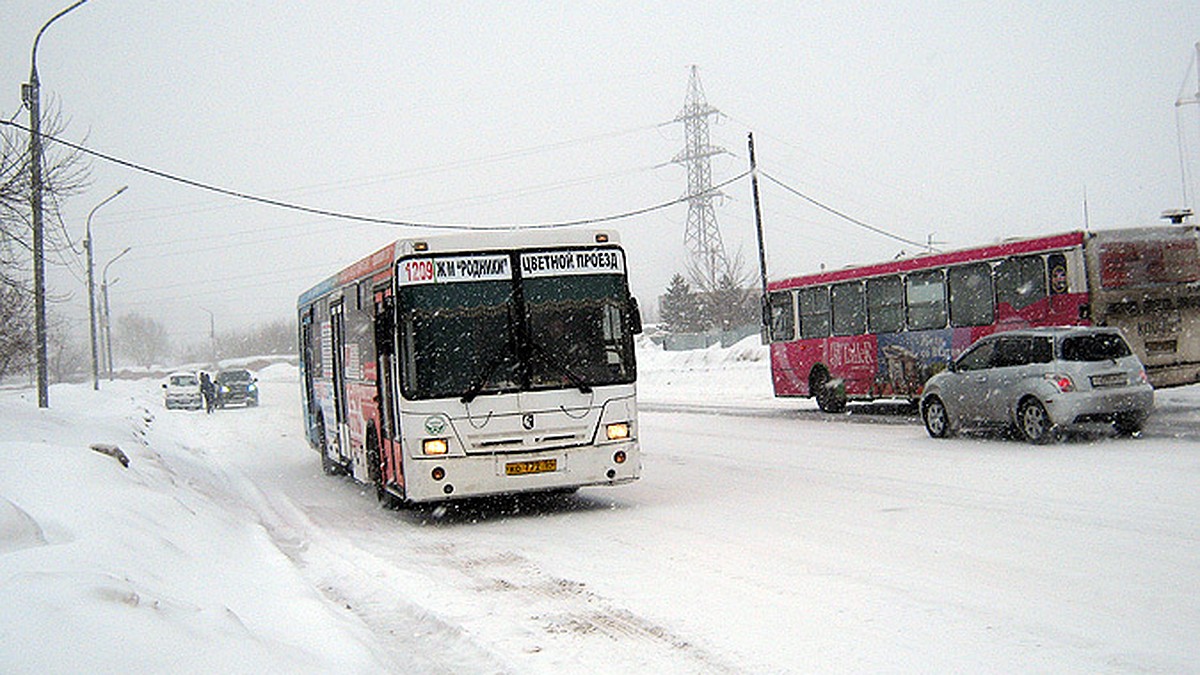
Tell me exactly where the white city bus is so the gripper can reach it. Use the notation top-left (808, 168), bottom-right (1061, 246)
top-left (298, 230), bottom-right (643, 505)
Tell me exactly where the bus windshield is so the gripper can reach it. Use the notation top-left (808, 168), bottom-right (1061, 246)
top-left (524, 274), bottom-right (635, 390)
top-left (398, 257), bottom-right (636, 401)
top-left (401, 280), bottom-right (520, 401)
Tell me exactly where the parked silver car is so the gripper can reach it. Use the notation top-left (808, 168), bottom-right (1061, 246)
top-left (921, 327), bottom-right (1154, 443)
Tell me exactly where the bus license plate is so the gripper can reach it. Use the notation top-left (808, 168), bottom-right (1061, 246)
top-left (505, 459), bottom-right (557, 476)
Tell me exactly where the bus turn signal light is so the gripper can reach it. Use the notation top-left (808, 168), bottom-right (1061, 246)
top-left (605, 422), bottom-right (630, 441)
top-left (423, 438), bottom-right (448, 455)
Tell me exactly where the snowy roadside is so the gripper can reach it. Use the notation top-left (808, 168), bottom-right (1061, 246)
top-left (3, 341), bottom-right (1199, 673)
top-left (0, 368), bottom-right (392, 674)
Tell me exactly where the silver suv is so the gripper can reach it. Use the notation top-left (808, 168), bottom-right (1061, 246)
top-left (921, 327), bottom-right (1154, 443)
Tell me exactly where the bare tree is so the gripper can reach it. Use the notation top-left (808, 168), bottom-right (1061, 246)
top-left (116, 312), bottom-right (170, 369)
top-left (47, 312), bottom-right (86, 383)
top-left (1, 99), bottom-right (92, 378)
top-left (0, 283), bottom-right (33, 381)
top-left (2, 98), bottom-right (92, 272)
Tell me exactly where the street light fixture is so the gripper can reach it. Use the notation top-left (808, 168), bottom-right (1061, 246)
top-left (24, 0), bottom-right (90, 408)
top-left (85, 186), bottom-right (128, 390)
top-left (101, 247), bottom-right (131, 380)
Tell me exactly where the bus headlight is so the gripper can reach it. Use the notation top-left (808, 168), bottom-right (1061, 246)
top-left (605, 422), bottom-right (630, 441)
top-left (423, 438), bottom-right (449, 455)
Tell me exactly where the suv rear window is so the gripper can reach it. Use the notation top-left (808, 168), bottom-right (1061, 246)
top-left (1060, 333), bottom-right (1132, 362)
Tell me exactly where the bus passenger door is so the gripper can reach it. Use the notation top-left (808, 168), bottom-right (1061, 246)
top-left (300, 307), bottom-right (318, 445)
top-left (374, 288), bottom-right (403, 492)
top-left (329, 300), bottom-right (350, 465)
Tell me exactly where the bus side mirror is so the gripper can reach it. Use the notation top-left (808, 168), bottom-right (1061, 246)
top-left (628, 297), bottom-right (643, 335)
top-left (946, 360), bottom-right (956, 373)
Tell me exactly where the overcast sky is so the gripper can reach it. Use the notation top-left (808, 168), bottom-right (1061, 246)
top-left (5, 1), bottom-right (1199, 346)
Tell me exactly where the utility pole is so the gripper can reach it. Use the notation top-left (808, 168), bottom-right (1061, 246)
top-left (23, 1), bottom-right (89, 408)
top-left (673, 65), bottom-right (730, 291)
top-left (1173, 41), bottom-right (1200, 221)
top-left (85, 187), bottom-right (128, 391)
top-left (748, 133), bottom-right (769, 341)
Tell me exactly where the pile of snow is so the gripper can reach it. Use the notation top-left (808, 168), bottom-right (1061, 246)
top-left (0, 383), bottom-right (388, 673)
top-left (635, 334), bottom-right (790, 408)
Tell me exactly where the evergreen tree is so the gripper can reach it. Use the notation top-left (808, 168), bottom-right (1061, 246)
top-left (660, 273), bottom-right (703, 333)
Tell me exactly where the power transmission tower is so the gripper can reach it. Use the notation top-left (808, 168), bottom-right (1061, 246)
top-left (673, 65), bottom-right (730, 290)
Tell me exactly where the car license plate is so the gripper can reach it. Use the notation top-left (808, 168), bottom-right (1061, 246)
top-left (1090, 373), bottom-right (1126, 388)
top-left (505, 459), bottom-right (557, 476)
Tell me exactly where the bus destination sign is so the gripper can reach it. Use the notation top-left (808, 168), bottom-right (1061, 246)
top-left (520, 248), bottom-right (625, 278)
top-left (398, 254), bottom-right (511, 286)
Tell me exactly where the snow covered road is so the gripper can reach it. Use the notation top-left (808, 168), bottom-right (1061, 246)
top-left (4, 346), bottom-right (1200, 672)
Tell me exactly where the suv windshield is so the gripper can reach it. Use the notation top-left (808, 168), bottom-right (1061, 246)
top-left (1060, 332), bottom-right (1132, 361)
top-left (216, 370), bottom-right (251, 383)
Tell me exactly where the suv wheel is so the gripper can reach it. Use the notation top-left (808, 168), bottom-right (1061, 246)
top-left (923, 396), bottom-right (952, 438)
top-left (1114, 412), bottom-right (1144, 437)
top-left (1017, 398), bottom-right (1054, 444)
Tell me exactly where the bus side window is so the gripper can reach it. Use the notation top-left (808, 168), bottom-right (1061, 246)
top-left (798, 287), bottom-right (830, 339)
top-left (768, 291), bottom-right (796, 342)
top-left (866, 276), bottom-right (904, 333)
top-left (831, 281), bottom-right (866, 336)
top-left (906, 270), bottom-right (947, 330)
top-left (948, 263), bottom-right (994, 327)
top-left (996, 255), bottom-right (1047, 311)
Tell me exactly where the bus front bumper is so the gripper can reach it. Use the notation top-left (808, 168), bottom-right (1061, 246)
top-left (402, 441), bottom-right (641, 503)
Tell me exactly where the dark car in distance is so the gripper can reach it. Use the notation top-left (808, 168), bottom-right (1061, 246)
top-left (215, 369), bottom-right (259, 408)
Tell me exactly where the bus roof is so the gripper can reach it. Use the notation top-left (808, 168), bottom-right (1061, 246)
top-left (298, 229), bottom-right (621, 307)
top-left (768, 230), bottom-right (1086, 292)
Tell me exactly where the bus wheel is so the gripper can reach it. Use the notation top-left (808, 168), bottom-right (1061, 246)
top-left (1017, 398), bottom-right (1055, 444)
top-left (922, 396), bottom-right (952, 438)
top-left (811, 368), bottom-right (846, 413)
top-left (318, 415), bottom-right (344, 476)
top-left (366, 427), bottom-right (401, 509)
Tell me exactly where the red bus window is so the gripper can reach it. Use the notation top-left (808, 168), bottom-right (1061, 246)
top-left (798, 287), bottom-right (830, 339)
top-left (948, 263), bottom-right (994, 327)
top-left (906, 270), bottom-right (947, 330)
top-left (866, 276), bottom-right (904, 333)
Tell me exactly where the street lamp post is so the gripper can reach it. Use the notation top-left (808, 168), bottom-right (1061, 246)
top-left (200, 307), bottom-right (216, 368)
top-left (23, 0), bottom-right (89, 408)
top-left (101, 247), bottom-right (130, 380)
top-left (85, 186), bottom-right (128, 390)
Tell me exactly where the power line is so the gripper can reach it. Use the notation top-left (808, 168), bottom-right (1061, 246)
top-left (2, 119), bottom-right (732, 232)
top-left (758, 170), bottom-right (933, 251)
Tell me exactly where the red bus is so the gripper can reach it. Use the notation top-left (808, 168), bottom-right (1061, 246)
top-left (766, 226), bottom-right (1200, 411)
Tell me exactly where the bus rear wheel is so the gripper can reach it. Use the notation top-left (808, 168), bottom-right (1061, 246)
top-left (811, 367), bottom-right (847, 413)
top-left (318, 415), bottom-right (346, 476)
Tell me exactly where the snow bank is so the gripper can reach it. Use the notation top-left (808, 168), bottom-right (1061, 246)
top-left (635, 334), bottom-right (793, 408)
top-left (0, 383), bottom-right (388, 674)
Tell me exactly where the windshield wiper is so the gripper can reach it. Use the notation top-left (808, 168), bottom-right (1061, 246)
top-left (460, 351), bottom-right (514, 404)
top-left (527, 339), bottom-right (593, 395)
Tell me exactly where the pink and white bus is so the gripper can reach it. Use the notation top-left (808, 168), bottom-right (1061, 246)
top-left (298, 230), bottom-right (642, 505)
top-left (766, 226), bottom-right (1200, 412)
